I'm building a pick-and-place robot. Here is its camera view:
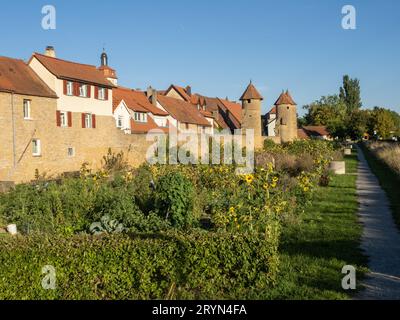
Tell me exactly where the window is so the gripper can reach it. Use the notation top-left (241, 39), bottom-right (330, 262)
top-left (60, 111), bottom-right (68, 127)
top-left (66, 82), bottom-right (73, 96)
top-left (67, 147), bottom-right (75, 157)
top-left (79, 84), bottom-right (88, 97)
top-left (98, 87), bottom-right (105, 100)
top-left (117, 115), bottom-right (123, 128)
top-left (32, 139), bottom-right (41, 156)
top-left (85, 113), bottom-right (93, 128)
top-left (185, 123), bottom-right (189, 130)
top-left (23, 100), bottom-right (31, 119)
top-left (134, 112), bottom-right (147, 123)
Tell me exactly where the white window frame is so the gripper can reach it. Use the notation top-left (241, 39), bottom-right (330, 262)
top-left (98, 87), bottom-right (105, 100)
top-left (66, 81), bottom-right (73, 96)
top-left (117, 115), bottom-right (124, 128)
top-left (60, 111), bottom-right (68, 127)
top-left (134, 112), bottom-right (147, 123)
top-left (79, 84), bottom-right (88, 98)
top-left (32, 139), bottom-right (41, 156)
top-left (85, 113), bottom-right (93, 128)
top-left (23, 100), bottom-right (31, 119)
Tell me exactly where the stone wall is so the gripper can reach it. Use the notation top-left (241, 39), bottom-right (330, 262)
top-left (0, 92), bottom-right (155, 183)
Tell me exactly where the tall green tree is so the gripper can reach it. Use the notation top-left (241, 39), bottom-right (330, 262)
top-left (303, 95), bottom-right (346, 126)
top-left (339, 75), bottom-right (362, 112)
top-left (370, 107), bottom-right (399, 139)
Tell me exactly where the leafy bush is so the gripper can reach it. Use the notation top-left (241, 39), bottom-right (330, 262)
top-left (154, 172), bottom-right (195, 228)
top-left (0, 230), bottom-right (279, 300)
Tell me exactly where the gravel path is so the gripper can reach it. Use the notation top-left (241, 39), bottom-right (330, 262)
top-left (356, 147), bottom-right (400, 300)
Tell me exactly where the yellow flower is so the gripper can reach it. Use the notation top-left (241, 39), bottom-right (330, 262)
top-left (244, 174), bottom-right (254, 185)
top-left (273, 177), bottom-right (279, 183)
top-left (263, 183), bottom-right (269, 190)
top-left (229, 207), bottom-right (235, 214)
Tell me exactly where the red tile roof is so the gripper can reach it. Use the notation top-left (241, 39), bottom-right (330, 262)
top-left (274, 90), bottom-right (296, 105)
top-left (218, 98), bottom-right (242, 123)
top-left (302, 126), bottom-right (330, 137)
top-left (240, 83), bottom-right (263, 101)
top-left (157, 95), bottom-right (211, 126)
top-left (297, 128), bottom-right (310, 140)
top-left (165, 84), bottom-right (191, 101)
top-left (30, 53), bottom-right (114, 87)
top-left (268, 106), bottom-right (277, 114)
top-left (199, 109), bottom-right (213, 118)
top-left (0, 56), bottom-right (58, 98)
top-left (113, 87), bottom-right (168, 116)
top-left (130, 117), bottom-right (169, 134)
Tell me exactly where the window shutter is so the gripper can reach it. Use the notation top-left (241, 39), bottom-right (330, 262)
top-left (74, 83), bottom-right (80, 96)
top-left (68, 112), bottom-right (72, 127)
top-left (56, 111), bottom-right (61, 127)
top-left (94, 86), bottom-right (99, 99)
top-left (105, 88), bottom-right (109, 100)
top-left (82, 113), bottom-right (86, 128)
top-left (87, 85), bottom-right (91, 98)
top-left (63, 80), bottom-right (67, 95)
top-left (92, 114), bottom-right (96, 129)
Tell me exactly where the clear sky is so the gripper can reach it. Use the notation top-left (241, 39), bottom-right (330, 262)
top-left (1, 0), bottom-right (399, 115)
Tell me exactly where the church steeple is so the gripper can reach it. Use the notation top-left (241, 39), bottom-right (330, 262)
top-left (98, 49), bottom-right (117, 86)
top-left (101, 50), bottom-right (108, 67)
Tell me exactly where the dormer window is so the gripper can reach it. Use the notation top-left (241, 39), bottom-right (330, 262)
top-left (134, 112), bottom-right (147, 123)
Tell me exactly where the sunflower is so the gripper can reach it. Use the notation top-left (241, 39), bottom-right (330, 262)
top-left (244, 174), bottom-right (254, 185)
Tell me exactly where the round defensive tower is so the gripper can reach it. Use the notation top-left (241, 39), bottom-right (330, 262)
top-left (274, 90), bottom-right (298, 143)
top-left (239, 82), bottom-right (263, 149)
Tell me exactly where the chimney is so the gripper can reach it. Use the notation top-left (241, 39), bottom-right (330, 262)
top-left (186, 86), bottom-right (192, 96)
top-left (152, 90), bottom-right (158, 106)
top-left (146, 86), bottom-right (153, 98)
top-left (45, 46), bottom-right (56, 58)
top-left (147, 86), bottom-right (158, 106)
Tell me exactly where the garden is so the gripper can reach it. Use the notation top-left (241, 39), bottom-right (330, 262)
top-left (0, 139), bottom-right (364, 299)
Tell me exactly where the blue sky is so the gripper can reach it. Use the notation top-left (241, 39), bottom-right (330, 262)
top-left (1, 0), bottom-right (399, 115)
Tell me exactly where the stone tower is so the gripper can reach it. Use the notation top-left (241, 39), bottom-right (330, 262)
top-left (240, 82), bottom-right (263, 149)
top-left (274, 90), bottom-right (298, 143)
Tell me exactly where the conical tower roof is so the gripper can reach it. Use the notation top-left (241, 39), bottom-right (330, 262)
top-left (274, 90), bottom-right (296, 106)
top-left (240, 82), bottom-right (263, 101)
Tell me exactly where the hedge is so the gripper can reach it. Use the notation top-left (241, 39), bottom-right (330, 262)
top-left (0, 230), bottom-right (279, 300)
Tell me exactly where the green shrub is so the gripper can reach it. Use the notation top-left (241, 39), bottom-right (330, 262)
top-left (0, 231), bottom-right (279, 300)
top-left (154, 172), bottom-right (195, 228)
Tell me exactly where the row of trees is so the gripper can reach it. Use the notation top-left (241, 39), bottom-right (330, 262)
top-left (300, 75), bottom-right (400, 140)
